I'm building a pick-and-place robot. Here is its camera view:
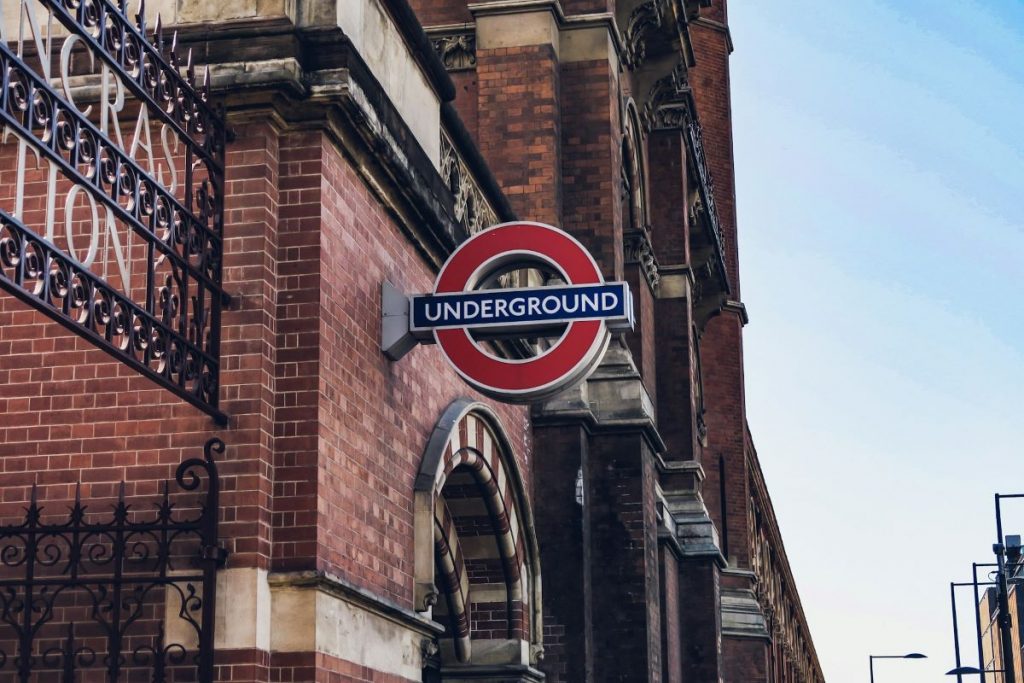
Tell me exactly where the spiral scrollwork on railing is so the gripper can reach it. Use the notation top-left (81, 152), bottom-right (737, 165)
top-left (0, 0), bottom-right (228, 423)
top-left (0, 439), bottom-right (226, 682)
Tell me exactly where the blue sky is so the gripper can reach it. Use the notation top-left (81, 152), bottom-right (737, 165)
top-left (729, 2), bottom-right (1024, 681)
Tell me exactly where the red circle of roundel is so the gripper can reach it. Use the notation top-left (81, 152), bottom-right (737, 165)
top-left (433, 222), bottom-right (610, 400)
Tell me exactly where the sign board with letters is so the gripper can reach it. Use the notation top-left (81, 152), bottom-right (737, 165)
top-left (0, 0), bottom-right (228, 423)
top-left (383, 222), bottom-right (634, 402)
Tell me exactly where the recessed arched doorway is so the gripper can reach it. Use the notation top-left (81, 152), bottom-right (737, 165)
top-left (414, 400), bottom-right (544, 682)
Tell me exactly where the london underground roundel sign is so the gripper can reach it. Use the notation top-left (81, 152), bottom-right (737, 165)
top-left (381, 222), bottom-right (634, 402)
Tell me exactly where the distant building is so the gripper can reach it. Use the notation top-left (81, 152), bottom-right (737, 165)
top-left (0, 0), bottom-right (822, 681)
top-left (979, 548), bottom-right (1024, 681)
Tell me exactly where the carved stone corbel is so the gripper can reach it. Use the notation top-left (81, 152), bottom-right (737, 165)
top-left (430, 31), bottom-right (477, 71)
top-left (624, 227), bottom-right (661, 290)
top-left (640, 59), bottom-right (689, 131)
top-left (622, 0), bottom-right (664, 69)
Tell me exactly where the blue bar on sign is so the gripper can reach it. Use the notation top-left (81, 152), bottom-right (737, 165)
top-left (410, 283), bottom-right (630, 332)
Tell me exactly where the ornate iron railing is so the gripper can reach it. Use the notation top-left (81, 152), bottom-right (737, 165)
top-left (0, 0), bottom-right (228, 423)
top-left (0, 438), bottom-right (226, 683)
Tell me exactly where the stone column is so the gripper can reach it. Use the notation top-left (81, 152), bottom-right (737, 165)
top-left (585, 344), bottom-right (664, 682)
top-left (532, 389), bottom-right (595, 682)
top-left (663, 460), bottom-right (726, 683)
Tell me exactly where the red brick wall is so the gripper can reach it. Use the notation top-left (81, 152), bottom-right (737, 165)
top-left (217, 649), bottom-right (271, 683)
top-left (660, 548), bottom-right (682, 683)
top-left (313, 131), bottom-right (532, 604)
top-left (723, 635), bottom-right (768, 683)
top-left (0, 120), bottom-right (284, 571)
top-left (689, 9), bottom-right (740, 296)
top-left (678, 557), bottom-right (722, 682)
top-left (316, 651), bottom-right (419, 683)
top-left (0, 113), bottom-right (535, 675)
top-left (647, 130), bottom-right (690, 267)
top-left (477, 45), bottom-right (563, 227)
top-left (406, 0), bottom-right (472, 29)
top-left (533, 423), bottom-right (592, 682)
top-left (699, 313), bottom-right (748, 567)
top-left (450, 70), bottom-right (480, 142)
top-left (274, 129), bottom-right (323, 571)
top-left (588, 434), bottom-right (662, 682)
top-left (559, 58), bottom-right (623, 281)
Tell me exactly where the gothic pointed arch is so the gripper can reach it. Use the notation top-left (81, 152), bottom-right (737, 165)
top-left (415, 399), bottom-right (543, 677)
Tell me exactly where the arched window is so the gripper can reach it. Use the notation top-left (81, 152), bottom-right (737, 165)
top-left (621, 100), bottom-right (649, 232)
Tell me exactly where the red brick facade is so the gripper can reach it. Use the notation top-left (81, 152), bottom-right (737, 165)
top-left (0, 0), bottom-right (822, 681)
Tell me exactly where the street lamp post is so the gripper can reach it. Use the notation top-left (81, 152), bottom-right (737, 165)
top-left (948, 667), bottom-right (1007, 677)
top-left (869, 653), bottom-right (927, 683)
top-left (948, 567), bottom-right (999, 682)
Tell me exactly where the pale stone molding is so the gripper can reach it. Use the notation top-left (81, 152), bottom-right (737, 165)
top-left (149, 0), bottom-right (442, 163)
top-left (722, 299), bottom-right (749, 325)
top-left (659, 461), bottom-right (725, 562)
top-left (467, 0), bottom-right (624, 67)
top-left (329, 0), bottom-right (441, 162)
top-left (585, 340), bottom-right (665, 452)
top-left (476, 9), bottom-right (560, 55)
top-left (656, 265), bottom-right (694, 300)
top-left (721, 581), bottom-right (771, 641)
top-left (214, 567), bottom-right (273, 650)
top-left (268, 570), bottom-right (443, 680)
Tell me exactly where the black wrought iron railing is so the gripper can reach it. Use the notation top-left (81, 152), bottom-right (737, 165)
top-left (0, 0), bottom-right (228, 423)
top-left (0, 438), bottom-right (226, 683)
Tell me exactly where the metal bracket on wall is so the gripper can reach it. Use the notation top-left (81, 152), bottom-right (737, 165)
top-left (382, 281), bottom-right (418, 361)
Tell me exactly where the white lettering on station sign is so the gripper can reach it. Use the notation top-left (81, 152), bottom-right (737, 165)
top-left (383, 222), bottom-right (634, 402)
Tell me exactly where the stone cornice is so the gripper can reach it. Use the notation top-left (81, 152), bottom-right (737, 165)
top-left (655, 264), bottom-right (693, 300)
top-left (585, 341), bottom-right (666, 453)
top-left (721, 586), bottom-right (771, 641)
top-left (188, 22), bottom-right (513, 271)
top-left (268, 570), bottom-right (445, 638)
top-left (469, 0), bottom-right (565, 19)
top-left (722, 299), bottom-right (749, 325)
top-left (466, 0), bottom-right (626, 64)
top-left (531, 340), bottom-right (666, 454)
top-left (690, 15), bottom-right (734, 54)
top-left (439, 664), bottom-right (546, 681)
